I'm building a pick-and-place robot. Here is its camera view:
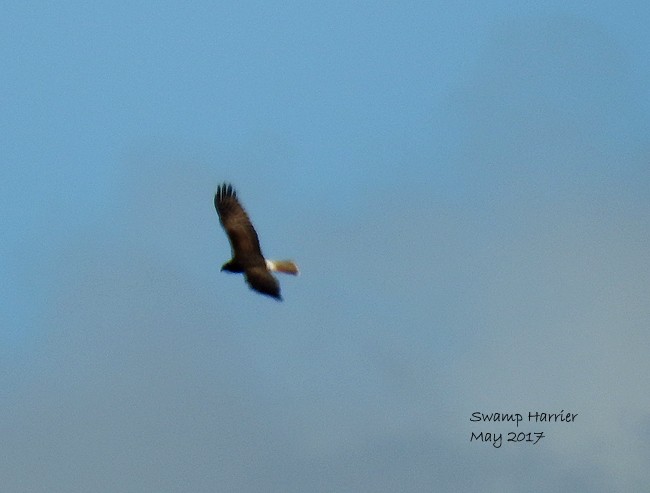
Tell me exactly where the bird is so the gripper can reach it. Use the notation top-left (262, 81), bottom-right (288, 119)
top-left (214, 183), bottom-right (299, 300)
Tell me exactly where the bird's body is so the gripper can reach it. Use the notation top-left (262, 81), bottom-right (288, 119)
top-left (214, 183), bottom-right (298, 300)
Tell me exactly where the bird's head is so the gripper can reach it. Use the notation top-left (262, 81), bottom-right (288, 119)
top-left (221, 260), bottom-right (241, 273)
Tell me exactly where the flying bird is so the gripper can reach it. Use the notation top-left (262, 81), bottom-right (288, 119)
top-left (214, 183), bottom-right (299, 300)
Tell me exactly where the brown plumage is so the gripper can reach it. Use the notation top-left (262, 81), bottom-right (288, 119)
top-left (214, 183), bottom-right (299, 300)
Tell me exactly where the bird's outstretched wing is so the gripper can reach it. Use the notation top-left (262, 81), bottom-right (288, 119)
top-left (214, 184), bottom-right (264, 262)
top-left (245, 266), bottom-right (282, 300)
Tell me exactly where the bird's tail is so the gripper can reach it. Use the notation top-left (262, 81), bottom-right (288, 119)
top-left (266, 259), bottom-right (300, 275)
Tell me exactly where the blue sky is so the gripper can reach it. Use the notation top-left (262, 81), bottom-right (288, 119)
top-left (2, 2), bottom-right (650, 491)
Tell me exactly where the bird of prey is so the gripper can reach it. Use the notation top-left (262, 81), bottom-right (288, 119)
top-left (214, 183), bottom-right (299, 300)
